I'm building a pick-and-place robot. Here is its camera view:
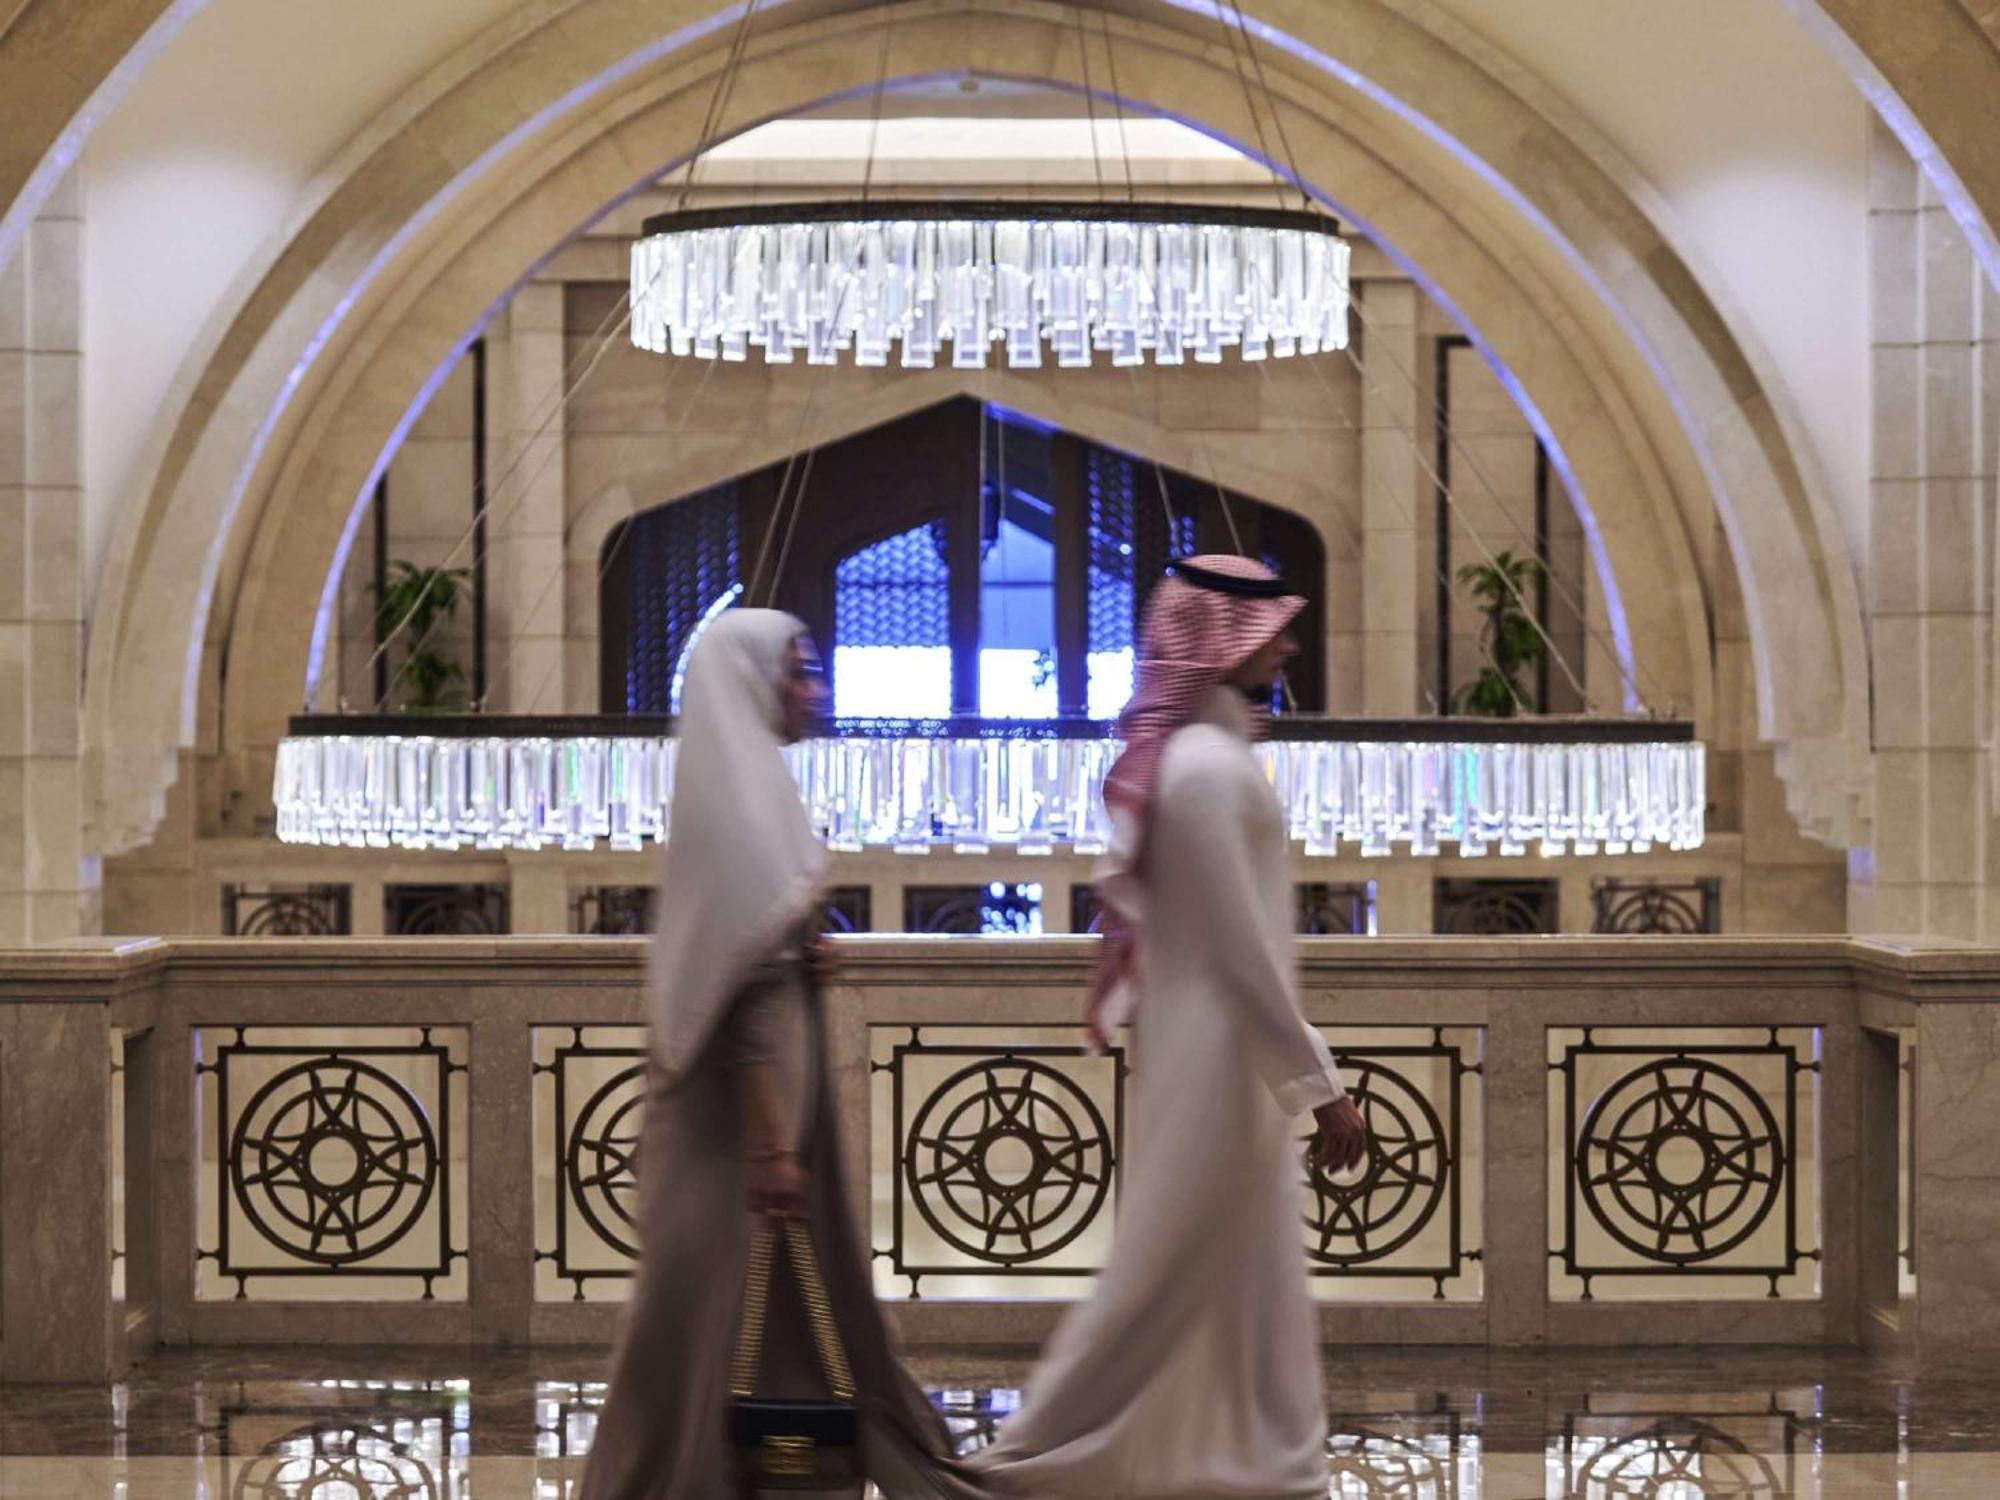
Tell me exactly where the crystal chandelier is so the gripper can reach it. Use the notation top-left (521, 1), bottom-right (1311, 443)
top-left (628, 202), bottom-right (1351, 370)
top-left (274, 717), bottom-right (1703, 858)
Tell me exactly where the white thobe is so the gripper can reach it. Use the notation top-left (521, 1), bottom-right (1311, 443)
top-left (973, 688), bottom-right (1347, 1500)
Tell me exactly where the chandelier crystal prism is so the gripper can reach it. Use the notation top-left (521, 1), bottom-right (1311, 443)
top-left (628, 202), bottom-right (1352, 369)
top-left (274, 718), bottom-right (1703, 859)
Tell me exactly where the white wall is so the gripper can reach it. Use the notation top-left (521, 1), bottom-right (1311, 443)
top-left (79, 0), bottom-right (518, 612)
top-left (1426, 0), bottom-right (1873, 555)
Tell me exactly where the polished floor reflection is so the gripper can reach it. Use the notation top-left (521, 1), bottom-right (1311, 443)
top-left (3, 1344), bottom-right (1999, 1496)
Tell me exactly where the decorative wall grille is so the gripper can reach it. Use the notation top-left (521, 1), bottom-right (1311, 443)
top-left (197, 1027), bottom-right (466, 1300)
top-left (1550, 1027), bottom-right (1820, 1299)
top-left (222, 883), bottom-right (352, 936)
top-left (1590, 877), bottom-right (1722, 934)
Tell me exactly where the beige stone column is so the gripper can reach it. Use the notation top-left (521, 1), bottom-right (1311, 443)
top-left (499, 283), bottom-right (569, 713)
top-left (0, 171), bottom-right (87, 942)
top-left (1357, 281), bottom-right (1421, 715)
top-left (1859, 121), bottom-right (1995, 939)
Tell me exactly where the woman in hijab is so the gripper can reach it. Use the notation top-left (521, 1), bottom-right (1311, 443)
top-left (970, 556), bottom-right (1370, 1500)
top-left (581, 608), bottom-right (974, 1500)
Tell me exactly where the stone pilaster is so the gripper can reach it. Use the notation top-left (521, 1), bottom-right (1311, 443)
top-left (1859, 118), bottom-right (1996, 939)
top-left (500, 283), bottom-right (569, 713)
top-left (0, 169), bottom-right (88, 942)
top-left (1357, 281), bottom-right (1421, 714)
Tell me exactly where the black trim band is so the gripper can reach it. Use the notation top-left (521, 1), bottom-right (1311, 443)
top-left (286, 712), bottom-right (1696, 746)
top-left (1166, 559), bottom-right (1298, 599)
top-left (639, 198), bottom-right (1343, 242)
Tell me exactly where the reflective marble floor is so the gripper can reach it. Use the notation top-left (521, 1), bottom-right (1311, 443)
top-left (4, 1344), bottom-right (1999, 1497)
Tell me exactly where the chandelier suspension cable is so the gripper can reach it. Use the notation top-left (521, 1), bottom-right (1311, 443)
top-left (1330, 298), bottom-right (1657, 712)
top-left (1096, 10), bottom-right (1138, 204)
top-left (361, 285), bottom-right (647, 709)
top-left (857, 0), bottom-right (895, 204)
top-left (1073, 4), bottom-right (1107, 203)
top-left (1224, 0), bottom-right (1313, 215)
top-left (674, 0), bottom-right (765, 213)
top-left (1311, 336), bottom-right (1593, 712)
top-left (1217, 0), bottom-right (1291, 214)
top-left (472, 333), bottom-right (730, 718)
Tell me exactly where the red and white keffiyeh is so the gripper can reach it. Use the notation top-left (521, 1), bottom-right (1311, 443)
top-left (1086, 554), bottom-right (1305, 1044)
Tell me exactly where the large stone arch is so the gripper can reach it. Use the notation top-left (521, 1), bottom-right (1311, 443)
top-left (0, 0), bottom-right (194, 269)
top-left (74, 0), bottom-right (1857, 854)
top-left (1784, 0), bottom-right (2000, 284)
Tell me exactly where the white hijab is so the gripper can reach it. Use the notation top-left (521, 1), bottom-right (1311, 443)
top-left (648, 609), bottom-right (829, 1081)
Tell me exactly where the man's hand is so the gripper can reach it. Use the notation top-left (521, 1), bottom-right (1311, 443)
top-left (748, 1151), bottom-right (808, 1218)
top-left (1308, 1096), bottom-right (1368, 1176)
top-left (804, 938), bottom-right (837, 992)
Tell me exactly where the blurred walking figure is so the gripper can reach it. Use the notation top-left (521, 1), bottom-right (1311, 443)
top-left (580, 609), bottom-right (976, 1500)
top-left (971, 556), bottom-right (1369, 1500)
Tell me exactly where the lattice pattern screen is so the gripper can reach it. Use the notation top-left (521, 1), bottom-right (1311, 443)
top-left (620, 482), bottom-right (738, 714)
top-left (833, 521), bottom-right (953, 717)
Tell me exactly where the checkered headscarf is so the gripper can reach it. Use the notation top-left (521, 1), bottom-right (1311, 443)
top-left (1087, 555), bottom-right (1305, 1038)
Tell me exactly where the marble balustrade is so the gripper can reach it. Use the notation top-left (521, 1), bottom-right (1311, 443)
top-left (0, 935), bottom-right (1987, 1383)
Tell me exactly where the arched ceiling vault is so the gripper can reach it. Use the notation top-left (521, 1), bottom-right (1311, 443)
top-left (21, 0), bottom-right (1875, 851)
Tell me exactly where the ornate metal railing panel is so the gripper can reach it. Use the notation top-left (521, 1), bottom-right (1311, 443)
top-left (872, 1024), bottom-right (1482, 1300)
top-left (1549, 1027), bottom-right (1820, 1300)
top-left (1590, 877), bottom-right (1722, 934)
top-left (1296, 881), bottom-right (1376, 936)
top-left (195, 1027), bottom-right (467, 1301)
top-left (532, 1026), bottom-right (647, 1301)
top-left (1435, 878), bottom-right (1559, 934)
top-left (904, 883), bottom-right (1045, 935)
top-left (1305, 1028), bottom-right (1483, 1300)
top-left (384, 883), bottom-right (509, 936)
top-left (824, 884), bottom-right (873, 934)
top-left (570, 885), bottom-right (654, 935)
top-left (221, 883), bottom-right (353, 936)
top-left (1069, 882), bottom-right (1107, 934)
top-left (872, 1026), bottom-right (1124, 1296)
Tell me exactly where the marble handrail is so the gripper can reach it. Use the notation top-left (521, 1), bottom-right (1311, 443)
top-left (0, 935), bottom-right (1994, 1382)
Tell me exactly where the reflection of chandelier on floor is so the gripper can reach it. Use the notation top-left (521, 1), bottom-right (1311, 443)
top-left (629, 201), bottom-right (1352, 370)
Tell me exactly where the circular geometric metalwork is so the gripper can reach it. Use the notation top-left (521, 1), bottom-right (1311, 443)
top-left (389, 885), bottom-right (506, 935)
top-left (235, 892), bottom-right (344, 937)
top-left (1574, 1058), bottom-right (1783, 1265)
top-left (1573, 1418), bottom-right (1784, 1498)
top-left (228, 1058), bottom-right (439, 1266)
top-left (904, 1057), bottom-right (1114, 1265)
top-left (564, 1064), bottom-right (647, 1259)
top-left (1326, 1429), bottom-right (1453, 1499)
top-left (1437, 881), bottom-right (1553, 935)
top-left (1596, 881), bottom-right (1712, 935)
top-left (233, 1422), bottom-right (441, 1500)
top-left (1303, 1061), bottom-right (1449, 1267)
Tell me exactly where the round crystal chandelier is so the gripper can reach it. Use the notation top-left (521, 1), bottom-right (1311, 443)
top-left (274, 715), bottom-right (1703, 858)
top-left (628, 201), bottom-right (1351, 370)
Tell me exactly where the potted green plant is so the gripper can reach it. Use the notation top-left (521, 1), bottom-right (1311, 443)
top-left (372, 560), bottom-right (473, 710)
top-left (1453, 550), bottom-right (1546, 718)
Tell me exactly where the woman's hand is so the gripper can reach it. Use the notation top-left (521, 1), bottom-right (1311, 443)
top-left (748, 1150), bottom-right (808, 1218)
